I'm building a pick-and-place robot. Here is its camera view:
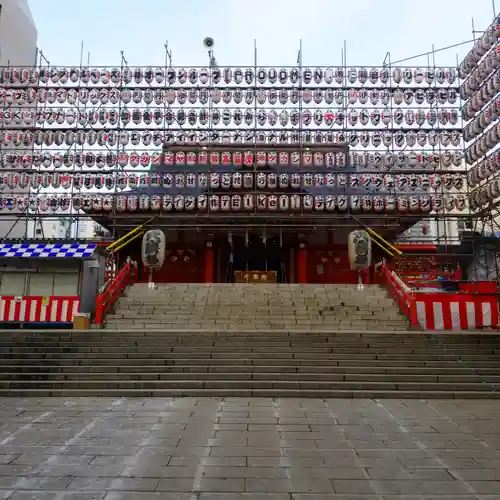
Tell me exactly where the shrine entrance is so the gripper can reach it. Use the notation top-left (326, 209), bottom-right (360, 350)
top-left (229, 233), bottom-right (286, 283)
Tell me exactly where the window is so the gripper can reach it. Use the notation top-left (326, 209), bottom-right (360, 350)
top-left (53, 273), bottom-right (79, 295)
top-left (27, 272), bottom-right (79, 296)
top-left (0, 273), bottom-right (26, 296)
top-left (28, 273), bottom-right (54, 296)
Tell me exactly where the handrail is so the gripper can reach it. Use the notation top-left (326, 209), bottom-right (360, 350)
top-left (94, 262), bottom-right (138, 326)
top-left (349, 214), bottom-right (403, 257)
top-left (109, 231), bottom-right (144, 254)
top-left (106, 215), bottom-right (157, 252)
top-left (380, 265), bottom-right (419, 327)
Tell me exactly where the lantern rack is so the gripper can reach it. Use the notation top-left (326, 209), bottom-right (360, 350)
top-left (0, 27), bottom-right (497, 273)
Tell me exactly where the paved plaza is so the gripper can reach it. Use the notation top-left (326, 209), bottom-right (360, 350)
top-left (0, 398), bottom-right (498, 499)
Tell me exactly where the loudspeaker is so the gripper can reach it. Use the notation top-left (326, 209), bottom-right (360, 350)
top-left (348, 230), bottom-right (372, 270)
top-left (141, 230), bottom-right (166, 269)
top-left (203, 37), bottom-right (214, 48)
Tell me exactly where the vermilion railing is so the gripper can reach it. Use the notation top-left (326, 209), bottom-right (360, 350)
top-left (381, 265), bottom-right (499, 330)
top-left (398, 271), bottom-right (453, 289)
top-left (94, 262), bottom-right (138, 326)
top-left (397, 271), bottom-right (498, 294)
top-left (380, 264), bottom-right (419, 327)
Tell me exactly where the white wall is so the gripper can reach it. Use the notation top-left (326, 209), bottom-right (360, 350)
top-left (27, 216), bottom-right (97, 240)
top-left (0, 0), bottom-right (37, 240)
top-left (0, 0), bottom-right (37, 67)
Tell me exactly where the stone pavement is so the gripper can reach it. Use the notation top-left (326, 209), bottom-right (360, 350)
top-left (0, 398), bottom-right (498, 499)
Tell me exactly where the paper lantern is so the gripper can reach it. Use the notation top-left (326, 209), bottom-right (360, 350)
top-left (348, 230), bottom-right (372, 270)
top-left (141, 230), bottom-right (166, 269)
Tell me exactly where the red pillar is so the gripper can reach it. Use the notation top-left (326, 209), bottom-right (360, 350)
top-left (297, 243), bottom-right (307, 284)
top-left (204, 242), bottom-right (214, 283)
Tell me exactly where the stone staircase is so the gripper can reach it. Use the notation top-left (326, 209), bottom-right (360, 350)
top-left (104, 284), bottom-right (410, 330)
top-left (1, 329), bottom-right (500, 398)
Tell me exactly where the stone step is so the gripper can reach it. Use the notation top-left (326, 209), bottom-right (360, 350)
top-left (4, 297), bottom-right (500, 398)
top-left (0, 331), bottom-right (423, 337)
top-left (9, 327), bottom-right (500, 338)
top-left (3, 357), bottom-right (500, 367)
top-left (123, 291), bottom-right (393, 296)
top-left (0, 337), bottom-right (439, 344)
top-left (121, 296), bottom-right (396, 301)
top-left (116, 304), bottom-right (398, 311)
top-left (0, 340), bottom-right (461, 348)
top-left (106, 313), bottom-right (405, 320)
top-left (106, 311), bottom-right (406, 317)
top-left (0, 387), bottom-right (499, 398)
top-left (9, 333), bottom-right (498, 341)
top-left (1, 341), bottom-right (498, 349)
top-left (4, 372), bottom-right (500, 384)
top-left (104, 325), bottom-right (413, 331)
top-left (2, 351), bottom-right (499, 362)
top-left (3, 351), bottom-right (496, 361)
top-left (4, 346), bottom-right (498, 355)
top-left (5, 342), bottom-right (498, 352)
top-left (114, 284), bottom-right (403, 333)
top-left (1, 336), bottom-right (428, 344)
top-left (126, 286), bottom-right (390, 292)
top-left (0, 379), bottom-right (497, 392)
top-left (104, 320), bottom-right (408, 325)
top-left (3, 364), bottom-right (498, 375)
top-left (104, 321), bottom-right (409, 327)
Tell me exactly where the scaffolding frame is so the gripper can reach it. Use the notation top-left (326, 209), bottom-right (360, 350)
top-left (0, 28), bottom-right (497, 273)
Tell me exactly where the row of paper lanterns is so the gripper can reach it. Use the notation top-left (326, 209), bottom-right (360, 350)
top-left (459, 14), bottom-right (500, 76)
top-left (470, 179), bottom-right (500, 210)
top-left (1, 87), bottom-right (460, 107)
top-left (461, 71), bottom-right (500, 117)
top-left (0, 171), bottom-right (465, 193)
top-left (0, 66), bottom-right (460, 87)
top-left (464, 123), bottom-right (500, 164)
top-left (468, 151), bottom-right (500, 186)
top-left (0, 128), bottom-right (464, 150)
top-left (6, 107), bottom-right (461, 128)
top-left (0, 193), bottom-right (466, 214)
top-left (0, 149), bottom-right (464, 170)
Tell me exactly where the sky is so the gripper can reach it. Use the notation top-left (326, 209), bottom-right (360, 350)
top-left (28, 0), bottom-right (499, 69)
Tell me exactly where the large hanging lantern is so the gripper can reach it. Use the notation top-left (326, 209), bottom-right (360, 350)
top-left (348, 230), bottom-right (372, 270)
top-left (141, 230), bottom-right (166, 270)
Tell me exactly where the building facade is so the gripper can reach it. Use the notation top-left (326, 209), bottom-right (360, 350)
top-left (0, 62), bottom-right (467, 283)
top-left (0, 0), bottom-right (38, 239)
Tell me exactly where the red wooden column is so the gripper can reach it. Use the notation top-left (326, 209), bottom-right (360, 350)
top-left (204, 241), bottom-right (214, 283)
top-left (296, 243), bottom-right (308, 284)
